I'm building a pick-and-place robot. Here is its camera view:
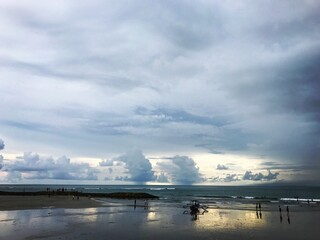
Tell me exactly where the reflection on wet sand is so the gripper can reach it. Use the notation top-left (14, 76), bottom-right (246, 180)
top-left (146, 211), bottom-right (157, 221)
top-left (76, 208), bottom-right (99, 222)
top-left (192, 208), bottom-right (268, 230)
top-left (0, 202), bottom-right (316, 240)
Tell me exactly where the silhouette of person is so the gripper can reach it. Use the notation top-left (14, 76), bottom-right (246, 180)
top-left (144, 199), bottom-right (148, 209)
top-left (258, 202), bottom-right (262, 219)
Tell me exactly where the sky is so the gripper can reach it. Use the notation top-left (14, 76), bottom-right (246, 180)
top-left (0, 0), bottom-right (319, 185)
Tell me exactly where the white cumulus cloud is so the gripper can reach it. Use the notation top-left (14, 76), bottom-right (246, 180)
top-left (157, 155), bottom-right (204, 184)
top-left (2, 152), bottom-right (98, 181)
top-left (114, 150), bottom-right (155, 182)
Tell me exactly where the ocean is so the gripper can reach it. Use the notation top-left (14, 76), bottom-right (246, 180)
top-left (1, 184), bottom-right (319, 207)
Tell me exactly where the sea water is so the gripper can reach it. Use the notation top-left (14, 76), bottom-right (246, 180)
top-left (1, 184), bottom-right (319, 207)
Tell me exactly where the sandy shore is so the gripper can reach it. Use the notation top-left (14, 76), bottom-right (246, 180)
top-left (0, 195), bottom-right (102, 210)
top-left (0, 197), bottom-right (319, 240)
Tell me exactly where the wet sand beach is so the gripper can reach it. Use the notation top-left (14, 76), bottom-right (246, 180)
top-left (1, 196), bottom-right (319, 240)
top-left (0, 195), bottom-right (103, 211)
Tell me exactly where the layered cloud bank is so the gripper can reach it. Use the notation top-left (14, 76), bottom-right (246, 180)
top-left (1, 140), bottom-right (280, 184)
top-left (1, 152), bottom-right (98, 182)
top-left (0, 1), bottom-right (319, 184)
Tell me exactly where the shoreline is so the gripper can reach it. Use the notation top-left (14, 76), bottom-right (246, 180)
top-left (1, 194), bottom-right (319, 212)
top-left (0, 190), bottom-right (158, 211)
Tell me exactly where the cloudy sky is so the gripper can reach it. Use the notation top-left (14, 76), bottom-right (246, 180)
top-left (0, 0), bottom-right (319, 185)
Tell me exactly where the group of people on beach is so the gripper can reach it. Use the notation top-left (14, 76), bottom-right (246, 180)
top-left (72, 195), bottom-right (80, 200)
top-left (256, 202), bottom-right (291, 224)
top-left (279, 205), bottom-right (290, 224)
top-left (133, 199), bottom-right (149, 209)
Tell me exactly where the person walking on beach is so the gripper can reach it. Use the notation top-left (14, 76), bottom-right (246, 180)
top-left (279, 205), bottom-right (282, 217)
top-left (258, 202), bottom-right (262, 219)
top-left (286, 205), bottom-right (291, 224)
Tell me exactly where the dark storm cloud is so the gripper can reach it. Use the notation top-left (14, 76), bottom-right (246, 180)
top-left (114, 176), bottom-right (130, 181)
top-left (211, 174), bottom-right (239, 183)
top-left (243, 170), bottom-right (279, 182)
top-left (255, 5), bottom-right (320, 49)
top-left (217, 25), bottom-right (320, 169)
top-left (202, 51), bottom-right (320, 161)
top-left (260, 161), bottom-right (314, 172)
top-left (0, 139), bottom-right (4, 150)
top-left (229, 52), bottom-right (320, 120)
top-left (199, 50), bottom-right (320, 171)
top-left (216, 164), bottom-right (229, 170)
